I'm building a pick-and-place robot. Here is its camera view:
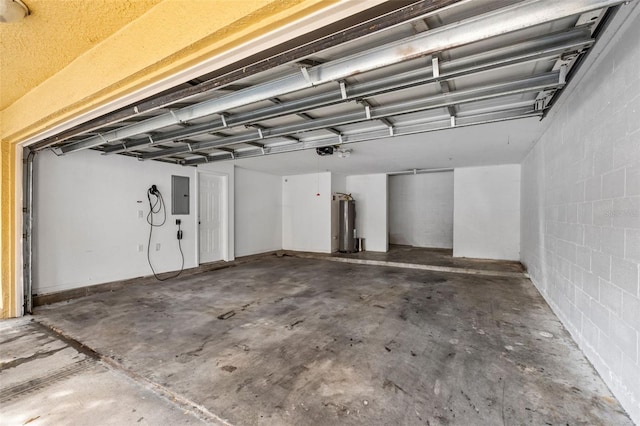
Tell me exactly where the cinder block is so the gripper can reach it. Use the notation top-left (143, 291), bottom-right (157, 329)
top-left (612, 197), bottom-right (640, 229)
top-left (583, 271), bottom-right (600, 299)
top-left (600, 279), bottom-right (623, 316)
top-left (622, 293), bottom-right (640, 331)
top-left (567, 203), bottom-right (578, 223)
top-left (607, 105), bottom-right (628, 144)
top-left (584, 225), bottom-right (602, 250)
top-left (611, 255), bottom-right (640, 296)
top-left (592, 250), bottom-right (612, 281)
top-left (585, 176), bottom-right (602, 202)
top-left (576, 287), bottom-right (592, 312)
top-left (576, 246), bottom-right (591, 270)
top-left (622, 354), bottom-right (640, 401)
top-left (594, 144), bottom-right (614, 176)
top-left (572, 181), bottom-right (585, 203)
top-left (627, 91), bottom-right (640, 135)
top-left (598, 330), bottom-right (623, 376)
top-left (603, 168), bottom-right (625, 199)
top-left (593, 199), bottom-right (613, 227)
top-left (590, 299), bottom-right (610, 333)
top-left (582, 318), bottom-right (599, 348)
top-left (558, 240), bottom-right (577, 263)
top-left (600, 227), bottom-right (625, 257)
top-left (569, 301), bottom-right (583, 332)
top-left (578, 202), bottom-right (593, 225)
top-left (609, 314), bottom-right (638, 363)
top-left (613, 135), bottom-right (640, 169)
top-left (558, 204), bottom-right (567, 223)
top-left (626, 229), bottom-right (640, 262)
top-left (569, 224), bottom-right (584, 245)
top-left (571, 265), bottom-right (582, 286)
top-left (626, 165), bottom-right (640, 196)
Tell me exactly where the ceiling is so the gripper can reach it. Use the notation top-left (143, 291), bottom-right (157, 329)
top-left (0, 0), bottom-right (162, 110)
top-left (230, 117), bottom-right (542, 176)
top-left (31, 0), bottom-right (625, 175)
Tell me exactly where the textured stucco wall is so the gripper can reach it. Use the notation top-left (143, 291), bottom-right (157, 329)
top-left (0, 0), bottom-right (163, 110)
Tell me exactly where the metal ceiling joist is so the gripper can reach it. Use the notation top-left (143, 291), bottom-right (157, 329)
top-left (140, 71), bottom-right (562, 161)
top-left (31, 0), bottom-right (466, 151)
top-left (56, 0), bottom-right (619, 156)
top-left (183, 107), bottom-right (541, 165)
top-left (99, 28), bottom-right (593, 156)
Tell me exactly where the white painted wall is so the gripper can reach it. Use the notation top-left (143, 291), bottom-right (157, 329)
top-left (389, 172), bottom-right (453, 248)
top-left (453, 164), bottom-right (521, 260)
top-left (521, 12), bottom-right (640, 423)
top-left (331, 173), bottom-right (347, 194)
top-left (282, 172), bottom-right (332, 253)
top-left (234, 168), bottom-right (282, 257)
top-left (34, 149), bottom-right (198, 295)
top-left (345, 174), bottom-right (388, 252)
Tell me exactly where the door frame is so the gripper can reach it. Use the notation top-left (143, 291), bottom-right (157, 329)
top-left (196, 170), bottom-right (230, 264)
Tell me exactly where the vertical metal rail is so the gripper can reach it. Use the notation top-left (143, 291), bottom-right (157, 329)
top-left (23, 149), bottom-right (36, 314)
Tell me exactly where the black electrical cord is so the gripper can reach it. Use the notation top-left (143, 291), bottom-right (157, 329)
top-left (146, 187), bottom-right (184, 281)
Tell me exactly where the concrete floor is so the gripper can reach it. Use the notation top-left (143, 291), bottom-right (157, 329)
top-left (0, 318), bottom-right (206, 425)
top-left (4, 255), bottom-right (632, 425)
top-left (333, 245), bottom-right (524, 273)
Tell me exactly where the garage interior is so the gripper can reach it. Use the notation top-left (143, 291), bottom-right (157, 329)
top-left (1, 0), bottom-right (639, 424)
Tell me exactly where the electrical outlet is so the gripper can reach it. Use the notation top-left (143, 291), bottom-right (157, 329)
top-left (155, 243), bottom-right (161, 251)
top-left (138, 210), bottom-right (144, 219)
top-left (137, 244), bottom-right (144, 253)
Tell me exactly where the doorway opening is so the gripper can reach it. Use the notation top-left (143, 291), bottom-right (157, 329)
top-left (388, 171), bottom-right (454, 249)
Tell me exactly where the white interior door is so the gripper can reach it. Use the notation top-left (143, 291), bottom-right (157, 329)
top-left (199, 173), bottom-right (225, 263)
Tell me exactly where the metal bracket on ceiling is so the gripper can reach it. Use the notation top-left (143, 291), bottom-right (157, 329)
top-left (300, 67), bottom-right (313, 86)
top-left (261, 146), bottom-right (266, 155)
top-left (379, 117), bottom-right (394, 136)
top-left (169, 110), bottom-right (187, 126)
top-left (97, 133), bottom-right (109, 146)
top-left (559, 63), bottom-right (568, 84)
top-left (338, 134), bottom-right (344, 144)
top-left (247, 124), bottom-right (265, 139)
top-left (339, 81), bottom-right (348, 100)
top-left (187, 143), bottom-right (193, 152)
top-left (432, 56), bottom-right (440, 78)
top-left (359, 100), bottom-right (372, 119)
top-left (450, 116), bottom-right (456, 127)
top-left (220, 113), bottom-right (228, 128)
top-left (148, 135), bottom-right (155, 145)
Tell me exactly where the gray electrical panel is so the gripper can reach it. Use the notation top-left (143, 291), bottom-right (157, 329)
top-left (171, 175), bottom-right (190, 215)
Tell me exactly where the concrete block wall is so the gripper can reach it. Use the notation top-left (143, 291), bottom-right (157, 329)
top-left (521, 13), bottom-right (640, 423)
